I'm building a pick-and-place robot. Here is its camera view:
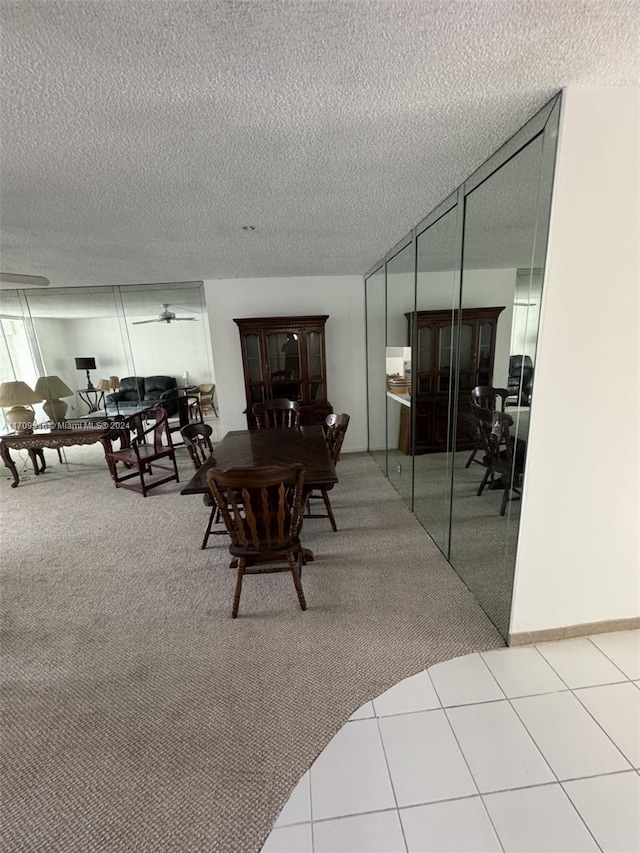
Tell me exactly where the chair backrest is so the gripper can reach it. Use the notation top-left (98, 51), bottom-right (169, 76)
top-left (325, 413), bottom-right (350, 464)
top-left (471, 385), bottom-right (509, 412)
top-left (471, 403), bottom-right (515, 471)
top-left (199, 383), bottom-right (215, 393)
top-left (133, 407), bottom-right (172, 452)
top-left (207, 464), bottom-right (305, 550)
top-left (181, 422), bottom-right (214, 469)
top-left (252, 399), bottom-right (301, 430)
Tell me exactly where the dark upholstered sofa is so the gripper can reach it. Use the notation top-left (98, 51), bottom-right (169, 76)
top-left (106, 376), bottom-right (179, 417)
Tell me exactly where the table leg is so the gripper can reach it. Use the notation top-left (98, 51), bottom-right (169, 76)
top-left (28, 448), bottom-right (46, 475)
top-left (1, 444), bottom-right (19, 488)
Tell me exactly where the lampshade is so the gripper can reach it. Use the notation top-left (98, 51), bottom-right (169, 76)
top-left (0, 381), bottom-right (42, 407)
top-left (97, 378), bottom-right (111, 391)
top-left (75, 357), bottom-right (96, 370)
top-left (34, 375), bottom-right (73, 400)
top-left (109, 375), bottom-right (120, 389)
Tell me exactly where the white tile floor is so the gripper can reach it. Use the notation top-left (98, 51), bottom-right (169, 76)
top-left (262, 629), bottom-right (640, 853)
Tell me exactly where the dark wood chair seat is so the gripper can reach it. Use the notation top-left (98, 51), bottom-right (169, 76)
top-left (207, 464), bottom-right (307, 618)
top-left (104, 406), bottom-right (179, 497)
top-left (304, 413), bottom-right (350, 531)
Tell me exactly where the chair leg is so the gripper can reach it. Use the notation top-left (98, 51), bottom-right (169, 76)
top-left (201, 505), bottom-right (217, 549)
top-left (139, 464), bottom-right (148, 498)
top-left (171, 450), bottom-right (179, 483)
top-left (232, 559), bottom-right (245, 618)
top-left (288, 552), bottom-right (307, 612)
top-left (500, 485), bottom-right (510, 516)
top-left (321, 489), bottom-right (337, 532)
top-left (477, 466), bottom-right (492, 496)
top-left (465, 445), bottom-right (478, 468)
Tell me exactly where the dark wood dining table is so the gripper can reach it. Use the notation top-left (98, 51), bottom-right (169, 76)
top-left (180, 425), bottom-right (338, 496)
top-left (180, 425), bottom-right (338, 560)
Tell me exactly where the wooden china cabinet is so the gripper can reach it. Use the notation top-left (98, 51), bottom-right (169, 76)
top-left (407, 306), bottom-right (505, 453)
top-left (234, 315), bottom-right (333, 427)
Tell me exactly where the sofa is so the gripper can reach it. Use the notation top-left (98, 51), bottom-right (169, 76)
top-left (106, 375), bottom-right (179, 417)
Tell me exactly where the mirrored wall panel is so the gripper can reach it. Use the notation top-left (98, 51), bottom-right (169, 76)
top-left (0, 282), bottom-right (214, 437)
top-left (365, 266), bottom-right (386, 474)
top-left (386, 241), bottom-right (415, 508)
top-left (364, 95), bottom-right (560, 638)
top-left (413, 205), bottom-right (460, 553)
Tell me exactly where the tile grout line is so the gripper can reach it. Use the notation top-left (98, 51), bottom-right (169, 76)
top-left (585, 634), bottom-right (636, 681)
top-left (373, 713), bottom-right (409, 853)
top-left (528, 638), bottom-right (636, 769)
top-left (308, 770), bottom-right (315, 853)
top-left (425, 667), bottom-right (507, 853)
top-left (569, 685), bottom-right (636, 771)
top-left (302, 765), bottom-right (640, 828)
top-left (500, 686), bottom-right (604, 852)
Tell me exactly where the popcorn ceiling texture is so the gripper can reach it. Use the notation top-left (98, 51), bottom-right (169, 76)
top-left (0, 0), bottom-right (637, 286)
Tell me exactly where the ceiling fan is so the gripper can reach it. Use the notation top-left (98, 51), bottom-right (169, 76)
top-left (132, 303), bottom-right (198, 325)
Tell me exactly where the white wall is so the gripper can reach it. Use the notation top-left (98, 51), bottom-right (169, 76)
top-left (203, 276), bottom-right (367, 452)
top-left (510, 86), bottom-right (640, 635)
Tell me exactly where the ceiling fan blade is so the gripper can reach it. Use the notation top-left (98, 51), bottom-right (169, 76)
top-left (132, 318), bottom-right (161, 325)
top-left (174, 317), bottom-right (198, 321)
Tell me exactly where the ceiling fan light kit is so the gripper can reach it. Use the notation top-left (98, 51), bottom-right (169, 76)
top-left (132, 304), bottom-right (198, 325)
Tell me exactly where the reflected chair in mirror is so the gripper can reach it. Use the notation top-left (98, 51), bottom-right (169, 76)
top-left (206, 464), bottom-right (307, 618)
top-left (472, 405), bottom-right (522, 516)
top-left (305, 413), bottom-right (350, 531)
top-left (465, 386), bottom-right (509, 468)
top-left (198, 383), bottom-right (218, 417)
top-left (507, 355), bottom-right (534, 406)
top-left (252, 399), bottom-right (301, 430)
top-left (103, 406), bottom-right (179, 497)
top-left (181, 422), bottom-right (226, 549)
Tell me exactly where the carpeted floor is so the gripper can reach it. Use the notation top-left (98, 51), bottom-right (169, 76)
top-left (1, 444), bottom-right (503, 852)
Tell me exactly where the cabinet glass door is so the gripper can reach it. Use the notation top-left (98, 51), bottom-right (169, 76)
top-left (307, 330), bottom-right (325, 401)
top-left (266, 332), bottom-right (301, 400)
top-left (244, 333), bottom-right (266, 404)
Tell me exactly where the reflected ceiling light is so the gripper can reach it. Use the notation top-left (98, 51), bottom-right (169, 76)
top-left (0, 272), bottom-right (50, 288)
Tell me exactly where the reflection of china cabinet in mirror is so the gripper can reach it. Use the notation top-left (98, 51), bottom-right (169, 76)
top-left (234, 315), bottom-right (332, 427)
top-left (407, 307), bottom-right (504, 453)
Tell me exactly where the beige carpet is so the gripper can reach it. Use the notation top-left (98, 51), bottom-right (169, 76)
top-left (0, 445), bottom-right (503, 852)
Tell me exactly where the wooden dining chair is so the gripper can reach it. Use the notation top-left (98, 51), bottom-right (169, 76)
top-left (252, 399), bottom-right (301, 430)
top-left (305, 412), bottom-right (350, 531)
top-left (465, 386), bottom-right (509, 468)
top-left (103, 406), bottom-right (179, 497)
top-left (207, 464), bottom-right (307, 618)
top-left (472, 404), bottom-right (522, 516)
top-left (181, 422), bottom-right (226, 549)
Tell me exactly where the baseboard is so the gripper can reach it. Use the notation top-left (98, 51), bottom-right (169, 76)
top-left (508, 615), bottom-right (640, 646)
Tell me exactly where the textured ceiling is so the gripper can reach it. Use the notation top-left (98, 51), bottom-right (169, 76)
top-left (0, 0), bottom-right (637, 287)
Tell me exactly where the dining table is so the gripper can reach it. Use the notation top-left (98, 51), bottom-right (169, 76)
top-left (180, 425), bottom-right (338, 559)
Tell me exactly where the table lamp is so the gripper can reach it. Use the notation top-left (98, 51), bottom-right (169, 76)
top-left (0, 381), bottom-right (42, 433)
top-left (34, 376), bottom-right (73, 423)
top-left (75, 357), bottom-right (96, 390)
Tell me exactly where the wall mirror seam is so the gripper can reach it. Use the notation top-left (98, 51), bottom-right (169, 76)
top-left (365, 93), bottom-right (561, 639)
